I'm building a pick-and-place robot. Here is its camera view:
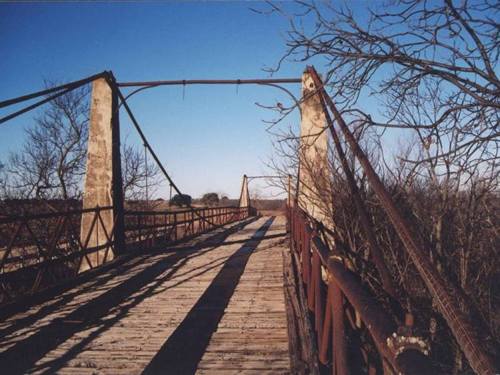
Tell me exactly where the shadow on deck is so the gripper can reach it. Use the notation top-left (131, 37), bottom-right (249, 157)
top-left (0, 216), bottom-right (289, 375)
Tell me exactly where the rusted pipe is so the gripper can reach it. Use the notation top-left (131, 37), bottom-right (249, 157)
top-left (327, 256), bottom-right (435, 375)
top-left (331, 280), bottom-right (349, 375)
top-left (246, 175), bottom-right (282, 180)
top-left (114, 85), bottom-right (224, 229)
top-left (316, 88), bottom-right (398, 300)
top-left (309, 224), bottom-right (435, 374)
top-left (117, 78), bottom-right (301, 87)
top-left (307, 65), bottom-right (497, 375)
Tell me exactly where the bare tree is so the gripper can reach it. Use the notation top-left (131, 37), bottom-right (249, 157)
top-left (4, 84), bottom-right (90, 200)
top-left (265, 0), bottom-right (499, 171)
top-left (2, 84), bottom-right (162, 206)
top-left (122, 142), bottom-right (161, 202)
top-left (259, 1), bottom-right (499, 372)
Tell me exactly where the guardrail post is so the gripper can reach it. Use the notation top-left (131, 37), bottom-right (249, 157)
top-left (173, 212), bottom-right (178, 241)
top-left (330, 274), bottom-right (348, 375)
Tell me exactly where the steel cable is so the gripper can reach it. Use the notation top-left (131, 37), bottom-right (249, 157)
top-left (113, 84), bottom-right (222, 229)
top-left (0, 72), bottom-right (107, 125)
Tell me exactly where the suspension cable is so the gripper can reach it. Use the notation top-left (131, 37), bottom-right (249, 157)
top-left (114, 86), bottom-right (183, 194)
top-left (1, 86), bottom-right (74, 126)
top-left (246, 175), bottom-right (282, 180)
top-left (113, 84), bottom-right (221, 228)
top-left (0, 72), bottom-right (106, 109)
top-left (316, 83), bottom-right (399, 301)
top-left (307, 66), bottom-right (497, 375)
top-left (144, 143), bottom-right (149, 208)
top-left (0, 72), bottom-right (107, 125)
top-left (117, 78), bottom-right (301, 87)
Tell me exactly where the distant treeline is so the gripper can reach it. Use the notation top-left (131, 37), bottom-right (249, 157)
top-left (1, 197), bottom-right (286, 217)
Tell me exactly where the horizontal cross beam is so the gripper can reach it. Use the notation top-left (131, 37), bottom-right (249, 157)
top-left (117, 78), bottom-right (302, 87)
top-left (247, 175), bottom-right (282, 180)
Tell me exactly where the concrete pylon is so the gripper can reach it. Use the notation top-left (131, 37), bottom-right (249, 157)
top-left (298, 69), bottom-right (329, 222)
top-left (80, 75), bottom-right (124, 272)
top-left (238, 174), bottom-right (250, 208)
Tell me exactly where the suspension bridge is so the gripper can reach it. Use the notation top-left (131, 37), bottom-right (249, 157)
top-left (0, 67), bottom-right (496, 375)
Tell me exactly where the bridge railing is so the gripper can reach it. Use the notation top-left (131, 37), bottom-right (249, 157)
top-left (288, 205), bottom-right (435, 375)
top-left (0, 205), bottom-right (250, 304)
top-left (124, 206), bottom-right (249, 250)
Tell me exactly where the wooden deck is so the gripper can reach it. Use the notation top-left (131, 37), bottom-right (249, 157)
top-left (0, 216), bottom-right (291, 375)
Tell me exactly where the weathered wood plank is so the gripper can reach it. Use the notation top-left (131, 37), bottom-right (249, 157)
top-left (196, 216), bottom-right (290, 374)
top-left (0, 216), bottom-right (291, 375)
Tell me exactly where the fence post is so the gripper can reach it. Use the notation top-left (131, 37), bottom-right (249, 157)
top-left (173, 212), bottom-right (178, 241)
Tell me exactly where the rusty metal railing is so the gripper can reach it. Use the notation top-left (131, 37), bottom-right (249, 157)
top-left (124, 206), bottom-right (249, 250)
top-left (288, 205), bottom-right (435, 375)
top-left (0, 206), bottom-right (116, 304)
top-left (0, 205), bottom-right (250, 304)
top-left (306, 65), bottom-right (496, 375)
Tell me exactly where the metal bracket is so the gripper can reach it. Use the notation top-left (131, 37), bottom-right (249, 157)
top-left (386, 332), bottom-right (431, 357)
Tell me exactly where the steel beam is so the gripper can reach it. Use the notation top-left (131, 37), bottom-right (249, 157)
top-left (117, 78), bottom-right (301, 87)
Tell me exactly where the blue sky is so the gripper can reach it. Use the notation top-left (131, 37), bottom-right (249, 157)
top-left (0, 1), bottom-right (377, 199)
top-left (0, 2), bottom-right (310, 199)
